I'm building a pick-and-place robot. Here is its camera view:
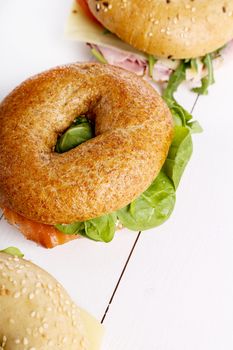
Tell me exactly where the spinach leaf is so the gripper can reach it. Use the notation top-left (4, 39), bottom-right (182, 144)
top-left (83, 213), bottom-right (117, 242)
top-left (56, 213), bottom-right (117, 243)
top-left (186, 120), bottom-right (203, 134)
top-left (56, 116), bottom-right (93, 153)
top-left (55, 221), bottom-right (84, 235)
top-left (0, 247), bottom-right (24, 258)
top-left (117, 172), bottom-right (176, 231)
top-left (163, 126), bottom-right (193, 189)
top-left (192, 54), bottom-right (215, 95)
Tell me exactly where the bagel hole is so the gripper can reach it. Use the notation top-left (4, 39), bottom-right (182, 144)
top-left (55, 115), bottom-right (95, 153)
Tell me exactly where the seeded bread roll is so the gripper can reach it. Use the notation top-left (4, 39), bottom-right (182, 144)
top-left (87, 0), bottom-right (233, 59)
top-left (0, 252), bottom-right (103, 350)
top-left (0, 63), bottom-right (173, 225)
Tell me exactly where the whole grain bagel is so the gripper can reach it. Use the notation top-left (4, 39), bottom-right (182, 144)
top-left (0, 63), bottom-right (173, 225)
top-left (0, 252), bottom-right (103, 349)
top-left (87, 0), bottom-right (233, 59)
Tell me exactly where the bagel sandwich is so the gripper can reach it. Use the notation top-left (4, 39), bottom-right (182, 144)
top-left (66, 0), bottom-right (233, 93)
top-left (0, 63), bottom-right (195, 248)
top-left (0, 250), bottom-right (103, 349)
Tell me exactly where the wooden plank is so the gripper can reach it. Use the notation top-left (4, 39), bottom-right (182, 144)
top-left (101, 62), bottom-right (233, 349)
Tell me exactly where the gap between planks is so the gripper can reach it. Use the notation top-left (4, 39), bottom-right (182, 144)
top-left (101, 231), bottom-right (141, 324)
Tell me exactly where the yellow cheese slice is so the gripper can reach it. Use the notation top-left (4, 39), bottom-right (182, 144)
top-left (80, 308), bottom-right (104, 350)
top-left (65, 1), bottom-right (146, 58)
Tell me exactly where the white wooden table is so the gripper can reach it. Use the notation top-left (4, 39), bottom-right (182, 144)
top-left (0, 1), bottom-right (233, 349)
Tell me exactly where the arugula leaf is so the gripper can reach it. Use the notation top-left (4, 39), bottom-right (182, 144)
top-left (90, 48), bottom-right (108, 64)
top-left (163, 126), bottom-right (193, 189)
top-left (148, 55), bottom-right (157, 78)
top-left (163, 62), bottom-right (202, 134)
top-left (103, 28), bottom-right (112, 35)
top-left (117, 172), bottom-right (176, 231)
top-left (163, 61), bottom-right (187, 101)
top-left (0, 247), bottom-right (24, 258)
top-left (56, 213), bottom-right (117, 243)
top-left (192, 54), bottom-right (215, 95)
top-left (190, 58), bottom-right (198, 72)
top-left (56, 116), bottom-right (93, 153)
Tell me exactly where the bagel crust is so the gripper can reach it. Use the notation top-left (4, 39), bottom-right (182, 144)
top-left (0, 63), bottom-right (173, 225)
top-left (87, 0), bottom-right (233, 59)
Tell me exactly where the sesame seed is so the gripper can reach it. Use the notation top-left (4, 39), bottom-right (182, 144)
top-left (14, 291), bottom-right (21, 299)
top-left (14, 339), bottom-right (20, 344)
top-left (23, 338), bottom-right (29, 345)
top-left (62, 337), bottom-right (67, 344)
top-left (29, 293), bottom-right (34, 300)
top-left (30, 311), bottom-right (36, 318)
top-left (48, 284), bottom-right (53, 290)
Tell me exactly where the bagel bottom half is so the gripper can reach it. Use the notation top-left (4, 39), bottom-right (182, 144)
top-left (0, 63), bottom-right (173, 248)
top-left (0, 252), bottom-right (103, 350)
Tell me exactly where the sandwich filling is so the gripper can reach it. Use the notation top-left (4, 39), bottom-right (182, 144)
top-left (75, 0), bottom-right (233, 92)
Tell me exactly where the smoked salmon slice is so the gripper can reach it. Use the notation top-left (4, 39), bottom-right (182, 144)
top-left (2, 207), bottom-right (78, 249)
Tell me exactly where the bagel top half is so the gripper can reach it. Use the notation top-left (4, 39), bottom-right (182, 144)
top-left (0, 252), bottom-right (103, 349)
top-left (0, 63), bottom-right (173, 225)
top-left (87, 0), bottom-right (233, 59)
